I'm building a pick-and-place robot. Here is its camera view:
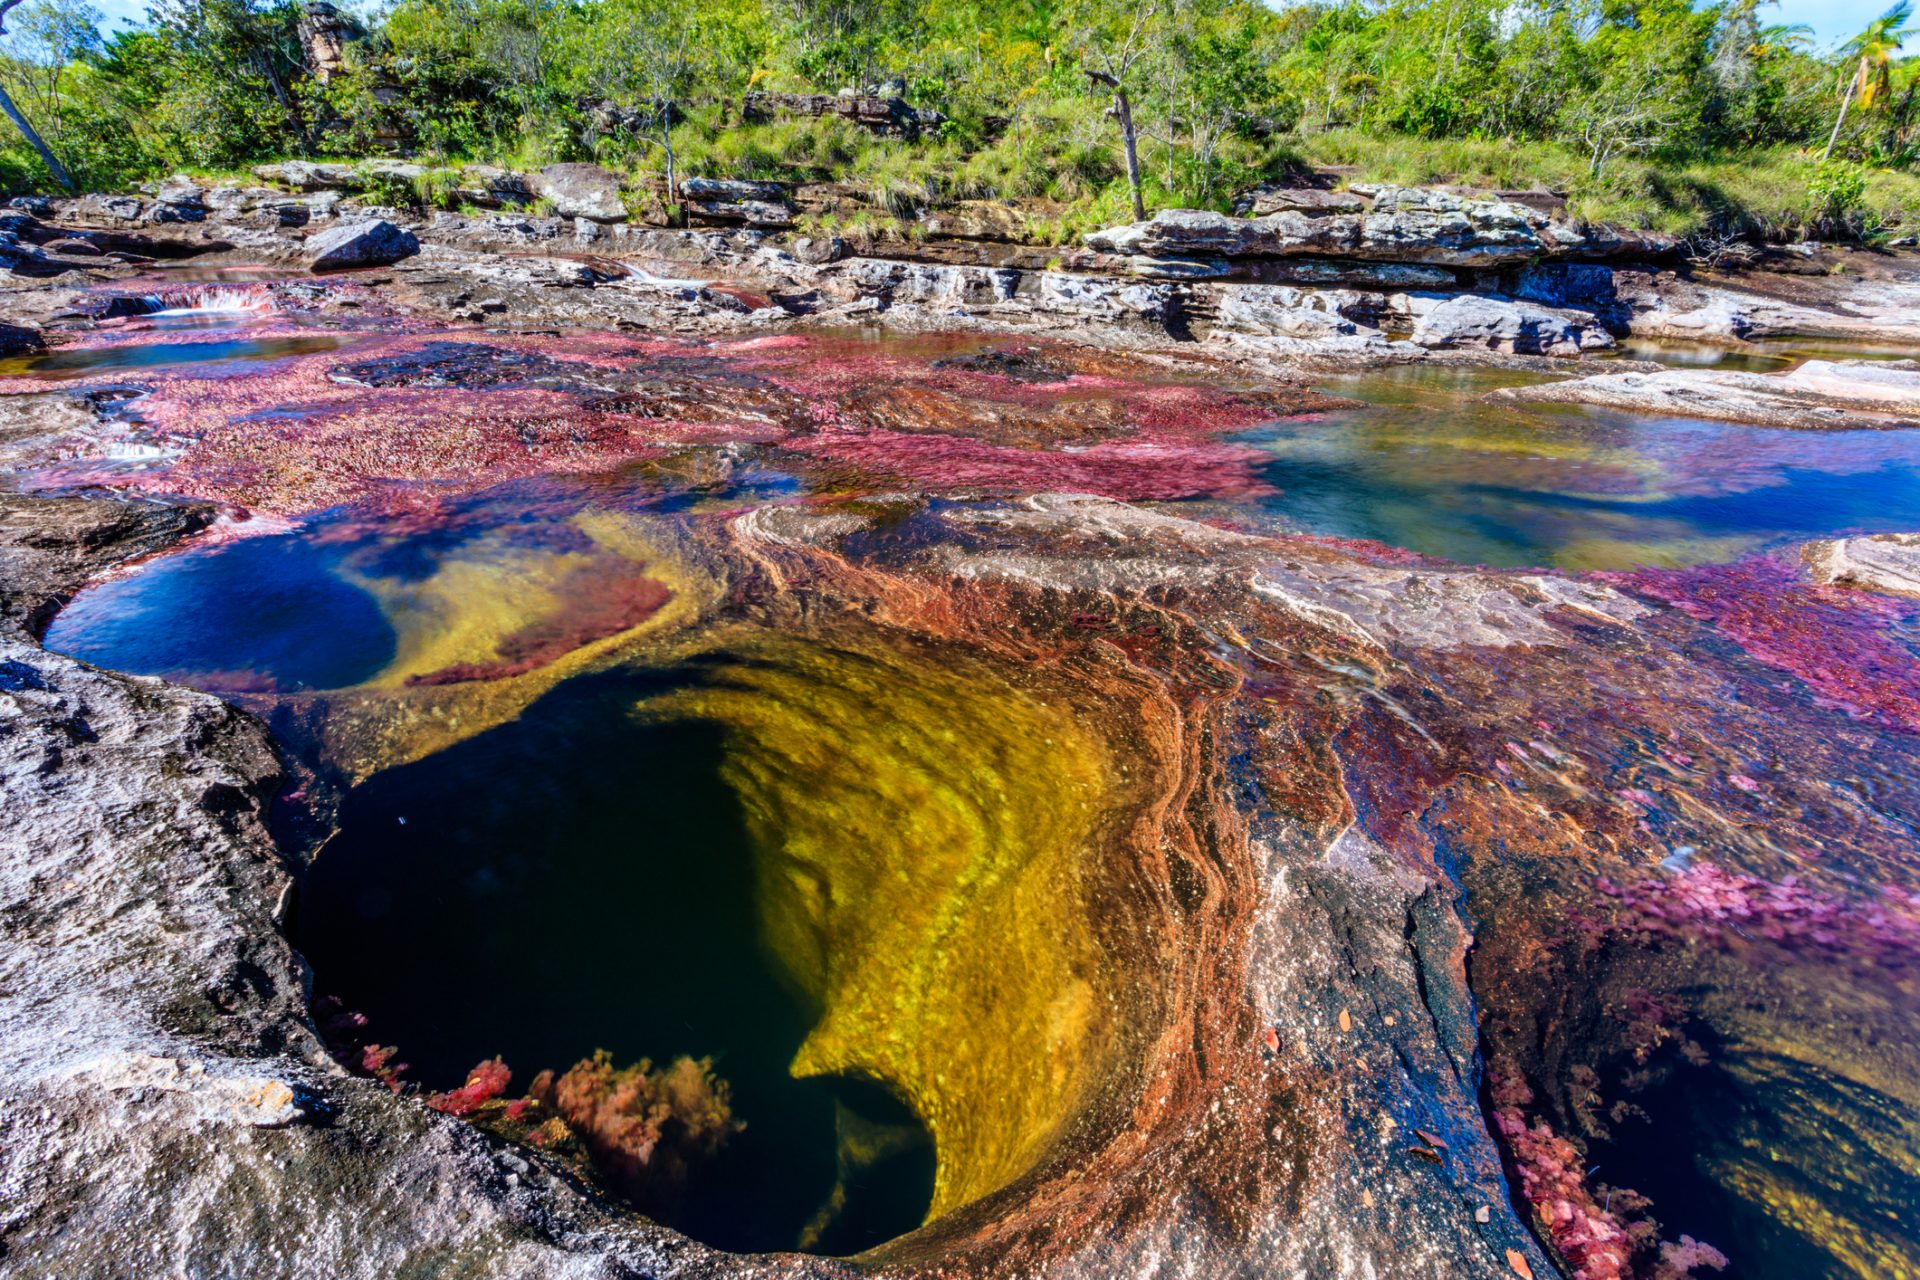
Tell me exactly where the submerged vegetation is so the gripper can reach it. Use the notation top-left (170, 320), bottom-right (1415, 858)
top-left (319, 998), bottom-right (744, 1222)
top-left (0, 0), bottom-right (1915, 240)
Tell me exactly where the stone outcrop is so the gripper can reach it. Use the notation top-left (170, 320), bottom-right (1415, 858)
top-left (1803, 532), bottom-right (1920, 598)
top-left (681, 176), bottom-right (795, 228)
top-left (1088, 186), bottom-right (1679, 270)
top-left (1233, 185), bottom-right (1369, 217)
top-left (1411, 294), bottom-right (1616, 355)
top-left (532, 162), bottom-right (629, 222)
top-left (1493, 359), bottom-right (1920, 428)
top-left (741, 90), bottom-right (945, 139)
top-left (303, 218), bottom-right (420, 270)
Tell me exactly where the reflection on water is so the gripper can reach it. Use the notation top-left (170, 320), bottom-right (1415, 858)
top-left (0, 333), bottom-right (355, 379)
top-left (47, 532), bottom-right (396, 691)
top-left (44, 467), bottom-right (795, 693)
top-left (1234, 366), bottom-right (1920, 569)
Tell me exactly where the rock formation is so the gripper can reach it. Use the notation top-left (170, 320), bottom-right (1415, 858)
top-left (0, 184), bottom-right (1916, 1280)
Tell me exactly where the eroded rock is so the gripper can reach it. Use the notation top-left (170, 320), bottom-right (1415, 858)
top-left (303, 218), bottom-right (420, 270)
top-left (1411, 294), bottom-right (1615, 356)
top-left (534, 163), bottom-right (630, 222)
top-left (1804, 532), bottom-right (1920, 598)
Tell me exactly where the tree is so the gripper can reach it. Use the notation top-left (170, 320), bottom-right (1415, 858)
top-left (1069, 0), bottom-right (1159, 221)
top-left (586, 0), bottom-right (704, 207)
top-left (0, 0), bottom-right (74, 188)
top-left (1821, 0), bottom-right (1916, 160)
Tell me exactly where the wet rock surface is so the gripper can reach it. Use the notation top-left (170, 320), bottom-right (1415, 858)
top-left (1493, 360), bottom-right (1920, 429)
top-left (0, 192), bottom-right (1917, 1280)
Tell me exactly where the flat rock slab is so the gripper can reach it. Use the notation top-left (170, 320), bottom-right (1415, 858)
top-left (1412, 294), bottom-right (1615, 356)
top-left (304, 218), bottom-right (420, 270)
top-left (1491, 362), bottom-right (1920, 429)
top-left (1240, 187), bottom-right (1370, 217)
top-left (534, 163), bottom-right (630, 222)
top-left (1804, 532), bottom-right (1920, 598)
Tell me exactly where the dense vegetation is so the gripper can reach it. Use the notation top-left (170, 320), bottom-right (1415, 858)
top-left (1, 0), bottom-right (1918, 241)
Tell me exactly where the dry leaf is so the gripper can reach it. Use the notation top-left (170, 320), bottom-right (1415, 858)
top-left (1338, 1008), bottom-right (1353, 1033)
top-left (1414, 1127), bottom-right (1448, 1149)
top-left (1506, 1248), bottom-right (1535, 1280)
top-left (1361, 1189), bottom-right (1375, 1209)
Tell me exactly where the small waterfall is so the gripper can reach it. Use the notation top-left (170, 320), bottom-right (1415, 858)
top-left (142, 284), bottom-right (276, 318)
top-left (623, 263), bottom-right (710, 294)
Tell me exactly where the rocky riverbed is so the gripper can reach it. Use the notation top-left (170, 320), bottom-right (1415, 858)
top-left (2, 181), bottom-right (1919, 1280)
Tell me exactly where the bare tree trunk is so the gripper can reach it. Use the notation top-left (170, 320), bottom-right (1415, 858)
top-left (0, 0), bottom-right (72, 190)
top-left (1822, 59), bottom-right (1864, 162)
top-left (1086, 67), bottom-right (1147, 221)
top-left (661, 116), bottom-right (677, 208)
top-left (0, 79), bottom-right (70, 190)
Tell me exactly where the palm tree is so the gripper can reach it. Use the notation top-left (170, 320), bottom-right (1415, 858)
top-left (1821, 0), bottom-right (1917, 161)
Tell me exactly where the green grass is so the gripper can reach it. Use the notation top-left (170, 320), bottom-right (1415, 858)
top-left (42, 117), bottom-right (1917, 248)
top-left (1291, 130), bottom-right (1920, 239)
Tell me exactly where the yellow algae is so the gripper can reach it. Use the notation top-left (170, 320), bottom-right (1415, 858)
top-left (635, 632), bottom-right (1126, 1224)
top-left (1547, 532), bottom-right (1762, 572)
top-left (304, 512), bottom-right (722, 780)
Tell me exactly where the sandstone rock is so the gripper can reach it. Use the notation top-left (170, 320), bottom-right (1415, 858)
top-left (533, 163), bottom-right (629, 222)
top-left (1087, 190), bottom-right (1678, 269)
top-left (1235, 186), bottom-right (1369, 217)
top-left (1214, 284), bottom-right (1386, 335)
top-left (741, 90), bottom-right (945, 139)
top-left (8, 195), bottom-right (51, 217)
top-left (1492, 363), bottom-right (1920, 429)
top-left (1248, 259), bottom-right (1457, 289)
top-left (1127, 255), bottom-right (1233, 281)
top-left (1038, 272), bottom-right (1178, 326)
top-left (360, 159), bottom-right (427, 185)
top-left (839, 258), bottom-right (1012, 307)
top-left (682, 177), bottom-right (788, 204)
top-left (790, 234), bottom-right (848, 265)
top-left (1803, 532), bottom-right (1920, 599)
top-left (0, 320), bottom-right (42, 355)
top-left (455, 165), bottom-right (533, 208)
top-left (684, 197), bottom-right (793, 229)
top-left (76, 194), bottom-right (144, 224)
top-left (153, 175), bottom-right (207, 210)
top-left (267, 160), bottom-right (360, 191)
top-left (1411, 294), bottom-right (1614, 356)
top-left (303, 218), bottom-right (420, 270)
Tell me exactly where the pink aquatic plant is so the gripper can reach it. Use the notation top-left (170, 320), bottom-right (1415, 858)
top-left (427, 1057), bottom-right (512, 1117)
top-left (1585, 863), bottom-right (1920, 972)
top-left (1605, 556), bottom-right (1920, 733)
top-left (1488, 1065), bottom-right (1727, 1280)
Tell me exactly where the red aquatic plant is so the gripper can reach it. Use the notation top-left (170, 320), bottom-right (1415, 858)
top-left (1605, 556), bottom-right (1920, 734)
top-left (529, 1051), bottom-right (742, 1210)
top-left (1488, 1065), bottom-right (1726, 1280)
top-left (1584, 863), bottom-right (1920, 972)
top-left (427, 1057), bottom-right (512, 1117)
top-left (359, 1044), bottom-right (410, 1094)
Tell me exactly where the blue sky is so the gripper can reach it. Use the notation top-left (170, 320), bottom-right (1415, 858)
top-left (1772, 0), bottom-right (1906, 47)
top-left (84, 0), bottom-right (1898, 51)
